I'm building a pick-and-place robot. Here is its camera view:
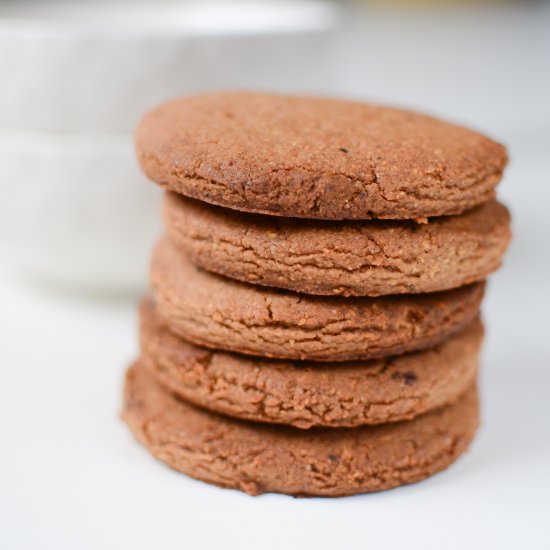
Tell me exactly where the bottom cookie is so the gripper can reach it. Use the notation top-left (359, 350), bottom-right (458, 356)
top-left (122, 363), bottom-right (479, 497)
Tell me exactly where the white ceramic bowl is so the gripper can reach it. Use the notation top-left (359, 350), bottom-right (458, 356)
top-left (0, 131), bottom-right (162, 293)
top-left (0, 0), bottom-right (337, 293)
top-left (0, 0), bottom-right (337, 134)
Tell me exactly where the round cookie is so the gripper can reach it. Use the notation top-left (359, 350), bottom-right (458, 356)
top-left (123, 363), bottom-right (480, 496)
top-left (151, 238), bottom-right (485, 362)
top-left (136, 92), bottom-right (507, 220)
top-left (140, 301), bottom-right (483, 428)
top-left (165, 193), bottom-right (511, 297)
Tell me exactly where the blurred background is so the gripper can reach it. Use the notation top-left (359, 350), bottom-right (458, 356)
top-left (1, 1), bottom-right (549, 549)
top-left (1, 0), bottom-right (548, 294)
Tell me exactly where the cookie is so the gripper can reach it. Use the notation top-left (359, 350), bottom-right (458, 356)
top-left (140, 302), bottom-right (482, 428)
top-left (136, 92), bottom-right (507, 220)
top-left (165, 193), bottom-right (511, 297)
top-left (151, 238), bottom-right (484, 361)
top-left (123, 363), bottom-right (479, 496)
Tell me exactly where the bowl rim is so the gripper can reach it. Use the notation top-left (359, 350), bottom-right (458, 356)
top-left (0, 0), bottom-right (338, 38)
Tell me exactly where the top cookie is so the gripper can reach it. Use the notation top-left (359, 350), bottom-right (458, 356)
top-left (136, 92), bottom-right (507, 220)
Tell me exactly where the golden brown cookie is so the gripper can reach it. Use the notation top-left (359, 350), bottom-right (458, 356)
top-left (140, 301), bottom-right (482, 428)
top-left (164, 193), bottom-right (511, 297)
top-left (151, 238), bottom-right (485, 361)
top-left (122, 362), bottom-right (479, 496)
top-left (136, 92), bottom-right (507, 220)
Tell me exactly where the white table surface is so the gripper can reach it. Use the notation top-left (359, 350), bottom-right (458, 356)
top-left (1, 4), bottom-right (549, 549)
top-left (1, 130), bottom-right (549, 550)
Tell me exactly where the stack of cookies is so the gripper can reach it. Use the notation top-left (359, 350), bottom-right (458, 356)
top-left (123, 92), bottom-right (511, 497)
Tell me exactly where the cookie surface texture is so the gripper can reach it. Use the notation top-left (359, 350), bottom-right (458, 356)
top-left (151, 238), bottom-right (485, 361)
top-left (164, 194), bottom-right (511, 296)
top-left (140, 302), bottom-right (482, 428)
top-left (123, 363), bottom-right (480, 496)
top-left (137, 92), bottom-right (507, 220)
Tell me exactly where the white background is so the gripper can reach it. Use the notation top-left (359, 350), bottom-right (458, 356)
top-left (1, 2), bottom-right (549, 549)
